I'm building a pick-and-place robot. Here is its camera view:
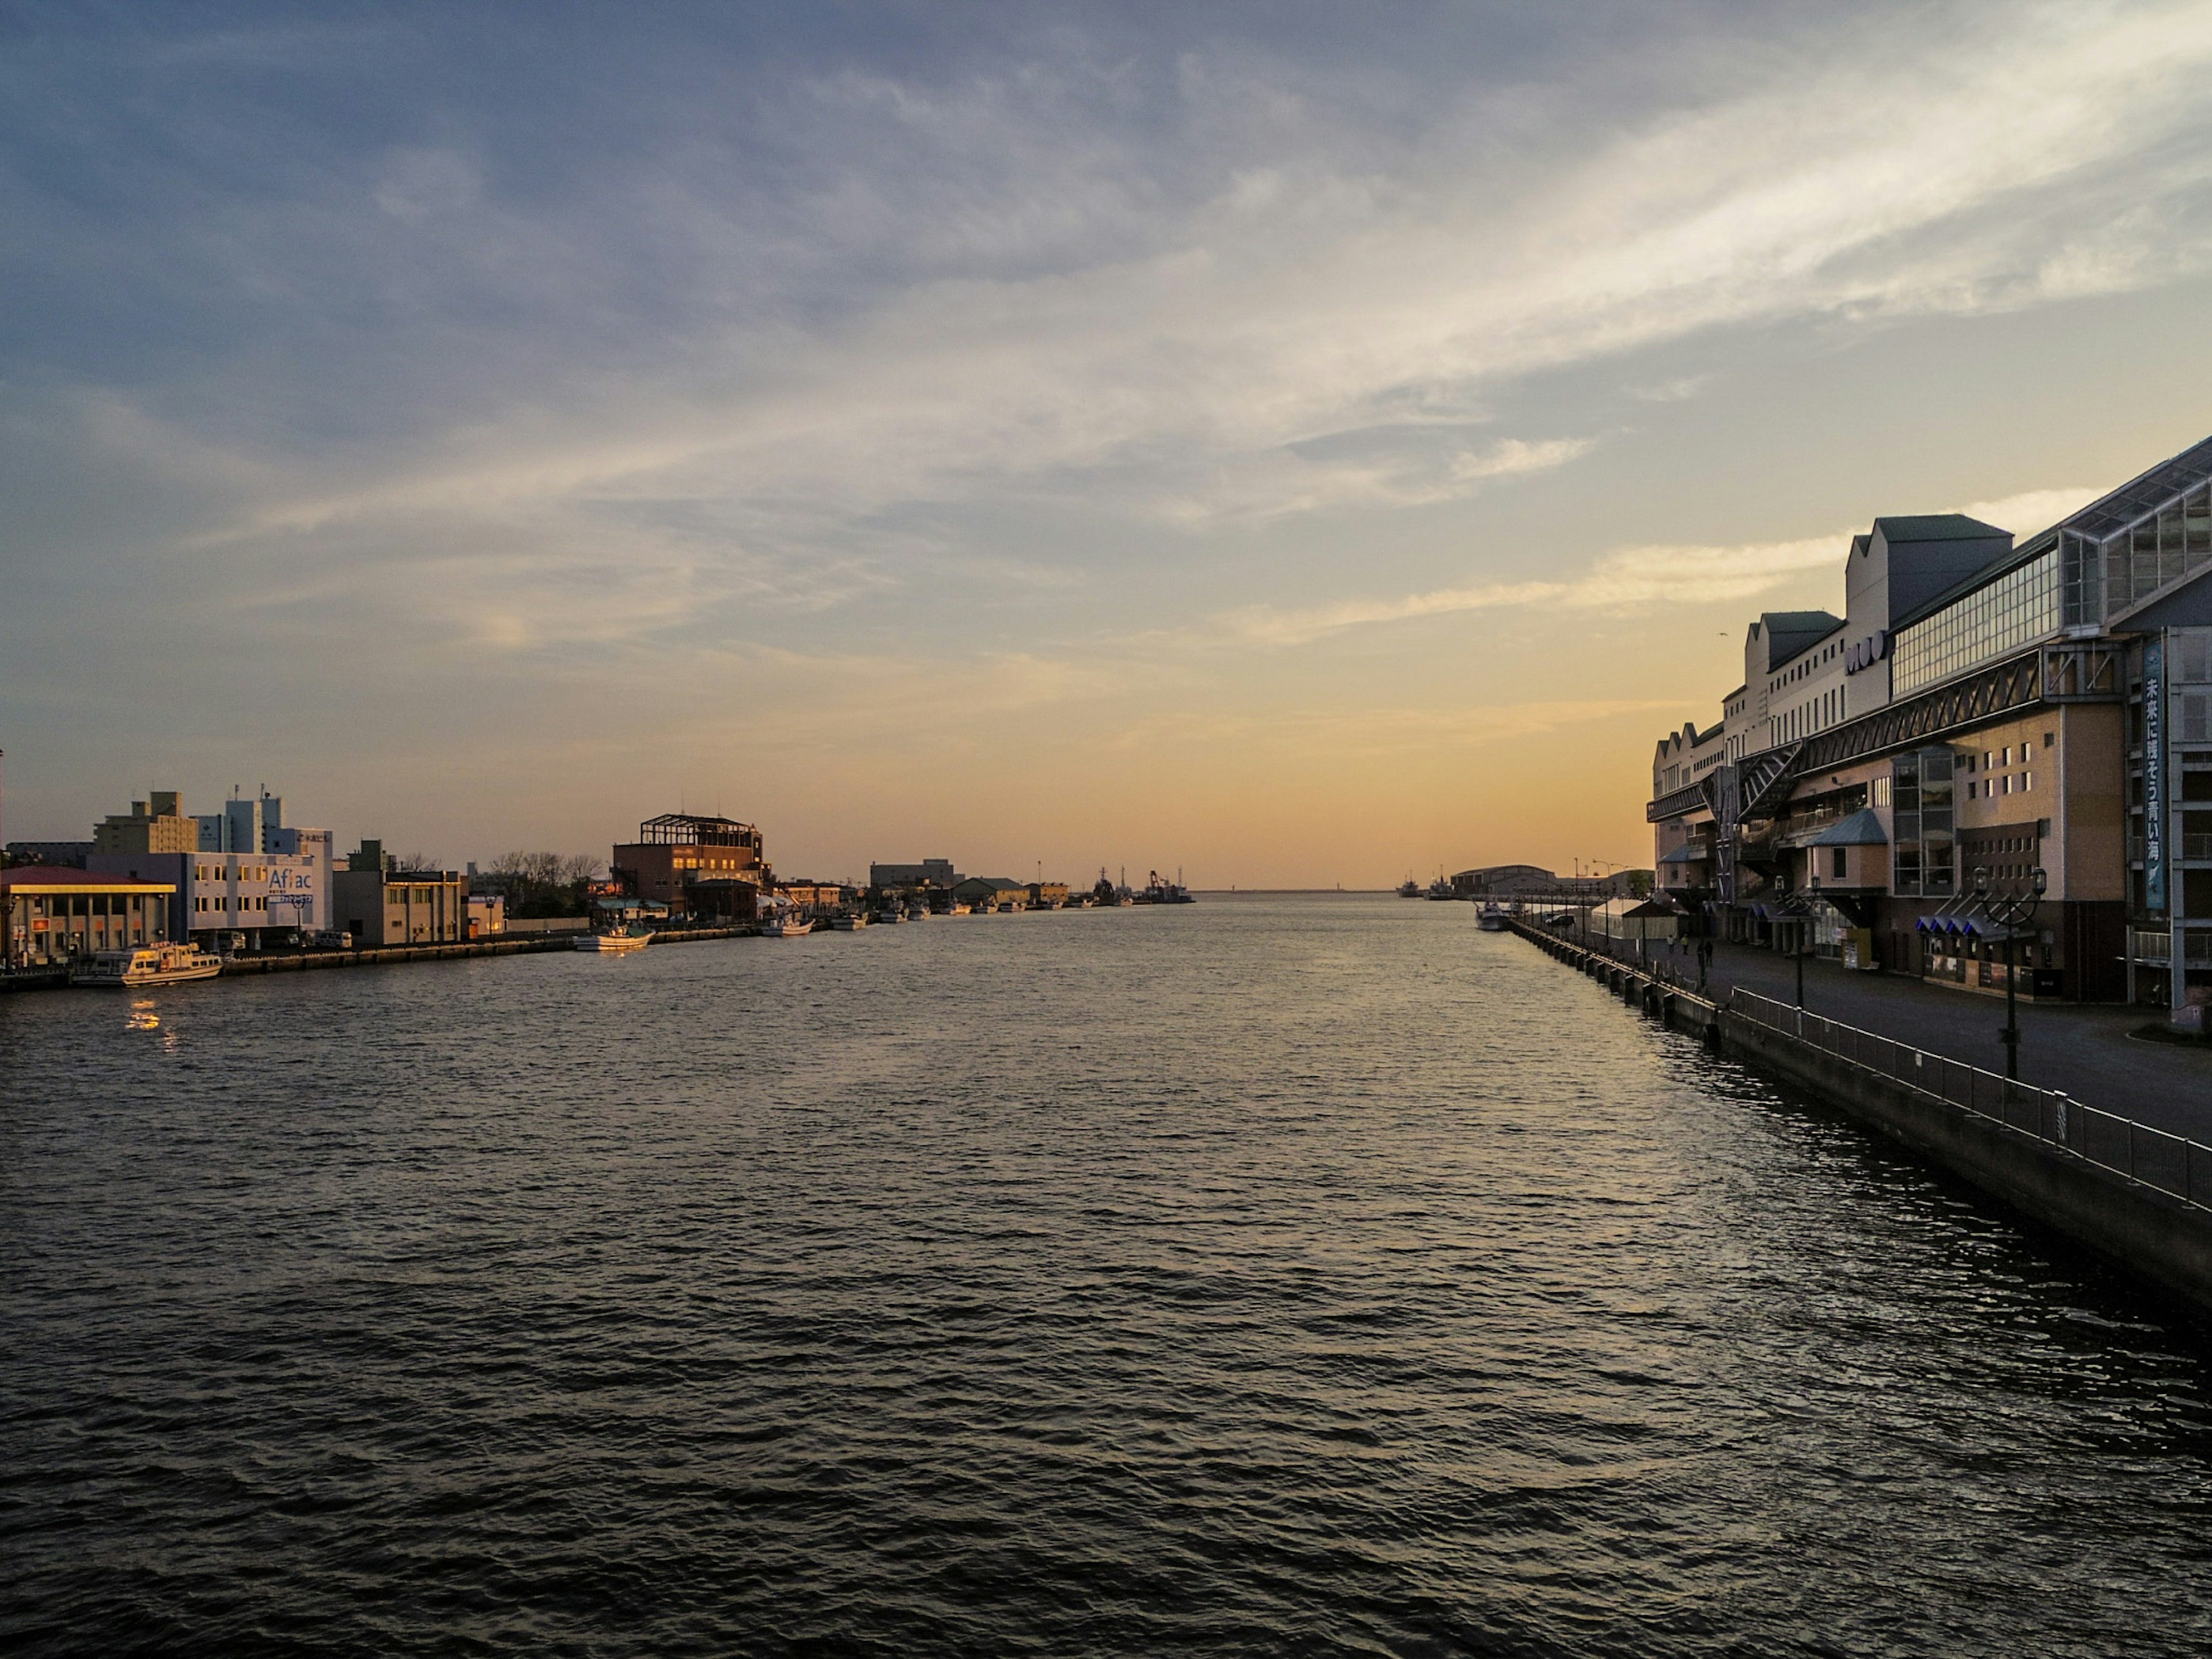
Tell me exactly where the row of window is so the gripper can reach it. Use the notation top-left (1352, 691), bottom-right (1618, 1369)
top-left (195, 895), bottom-right (274, 912)
top-left (1891, 548), bottom-right (2060, 696)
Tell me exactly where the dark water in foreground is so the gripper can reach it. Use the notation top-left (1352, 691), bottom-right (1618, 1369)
top-left (5, 895), bottom-right (2211, 1656)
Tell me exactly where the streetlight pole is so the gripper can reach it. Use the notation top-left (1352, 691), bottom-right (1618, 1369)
top-left (1977, 865), bottom-right (2047, 1083)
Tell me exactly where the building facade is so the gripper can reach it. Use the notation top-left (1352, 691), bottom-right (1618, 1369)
top-left (871, 859), bottom-right (961, 891)
top-left (331, 842), bottom-right (468, 945)
top-left (3, 867), bottom-right (176, 969)
top-left (84, 789), bottom-right (335, 944)
top-left (1649, 433), bottom-right (2212, 1018)
top-left (612, 814), bottom-right (769, 921)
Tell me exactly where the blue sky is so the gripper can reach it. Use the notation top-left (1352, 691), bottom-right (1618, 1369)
top-left (5, 2), bottom-right (2212, 883)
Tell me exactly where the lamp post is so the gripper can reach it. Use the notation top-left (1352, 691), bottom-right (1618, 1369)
top-left (1976, 864), bottom-right (2047, 1083)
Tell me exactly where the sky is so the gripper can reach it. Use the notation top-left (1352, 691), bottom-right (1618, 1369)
top-left (4, 1), bottom-right (2212, 886)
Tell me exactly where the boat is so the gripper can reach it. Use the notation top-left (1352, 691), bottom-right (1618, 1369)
top-left (828, 914), bottom-right (868, 930)
top-left (1131, 869), bottom-right (1196, 905)
top-left (70, 942), bottom-right (224, 987)
top-left (577, 926), bottom-right (652, 955)
top-left (1477, 903), bottom-right (1509, 931)
top-left (763, 917), bottom-right (813, 937)
top-left (873, 909), bottom-right (906, 925)
top-left (1425, 875), bottom-right (1457, 900)
top-left (1396, 877), bottom-right (1421, 898)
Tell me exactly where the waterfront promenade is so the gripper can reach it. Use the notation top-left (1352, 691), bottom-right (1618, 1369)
top-left (1589, 932), bottom-right (2212, 1141)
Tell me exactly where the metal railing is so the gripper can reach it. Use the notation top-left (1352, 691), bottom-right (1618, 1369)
top-left (1726, 987), bottom-right (2212, 1209)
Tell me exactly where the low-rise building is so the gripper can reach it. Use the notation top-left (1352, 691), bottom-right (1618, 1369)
top-left (3, 866), bottom-right (176, 969)
top-left (331, 841), bottom-right (468, 945)
top-left (612, 813), bottom-right (770, 921)
top-left (952, 876), bottom-right (1028, 911)
top-left (1027, 881), bottom-right (1070, 908)
top-left (872, 858), bottom-right (962, 891)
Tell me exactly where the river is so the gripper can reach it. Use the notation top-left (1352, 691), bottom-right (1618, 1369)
top-left (4, 893), bottom-right (2210, 1656)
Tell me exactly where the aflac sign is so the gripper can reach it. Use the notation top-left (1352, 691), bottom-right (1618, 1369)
top-left (1843, 630), bottom-right (1890, 675)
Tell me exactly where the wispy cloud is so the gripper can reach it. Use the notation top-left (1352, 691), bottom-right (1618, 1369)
top-left (1229, 535), bottom-right (1843, 644)
top-left (1226, 482), bottom-right (2109, 645)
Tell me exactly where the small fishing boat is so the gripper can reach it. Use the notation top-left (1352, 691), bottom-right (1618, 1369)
top-left (828, 914), bottom-right (868, 930)
top-left (577, 926), bottom-right (652, 955)
top-left (1478, 903), bottom-right (1509, 931)
top-left (763, 916), bottom-right (813, 937)
top-left (70, 942), bottom-right (224, 987)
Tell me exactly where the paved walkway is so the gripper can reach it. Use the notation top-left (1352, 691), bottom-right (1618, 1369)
top-left (1581, 933), bottom-right (2212, 1142)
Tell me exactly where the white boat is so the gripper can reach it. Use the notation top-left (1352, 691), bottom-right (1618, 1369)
top-left (763, 917), bottom-right (813, 937)
top-left (1478, 903), bottom-right (1509, 931)
top-left (71, 942), bottom-right (225, 987)
top-left (828, 914), bottom-right (868, 930)
top-left (576, 927), bottom-right (652, 954)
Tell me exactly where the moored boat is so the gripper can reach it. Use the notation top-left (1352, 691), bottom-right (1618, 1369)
top-left (1478, 903), bottom-right (1509, 931)
top-left (577, 926), bottom-right (652, 954)
top-left (1397, 877), bottom-right (1421, 898)
top-left (764, 917), bottom-right (813, 937)
top-left (70, 942), bottom-right (224, 987)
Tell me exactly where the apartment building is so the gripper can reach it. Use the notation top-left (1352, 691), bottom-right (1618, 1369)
top-left (1649, 433), bottom-right (2212, 1018)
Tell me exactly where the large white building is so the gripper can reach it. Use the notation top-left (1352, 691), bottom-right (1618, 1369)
top-left (86, 787), bottom-right (336, 945)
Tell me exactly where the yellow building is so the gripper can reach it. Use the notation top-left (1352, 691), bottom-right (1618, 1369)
top-left (93, 790), bottom-right (198, 854)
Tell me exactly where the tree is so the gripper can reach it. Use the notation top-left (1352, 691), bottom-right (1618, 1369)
top-left (479, 850), bottom-right (596, 917)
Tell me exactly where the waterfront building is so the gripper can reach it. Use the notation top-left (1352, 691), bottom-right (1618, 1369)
top-left (951, 876), bottom-right (1029, 911)
top-left (1648, 431), bottom-right (2212, 1016)
top-left (331, 841), bottom-right (468, 945)
top-left (2, 866), bottom-right (175, 969)
top-left (775, 880), bottom-right (847, 914)
top-left (1449, 864), bottom-right (1558, 898)
top-left (84, 789), bottom-right (335, 944)
top-left (612, 814), bottom-right (770, 922)
top-left (870, 858), bottom-right (962, 891)
top-left (468, 893), bottom-right (506, 938)
top-left (1027, 881), bottom-right (1070, 908)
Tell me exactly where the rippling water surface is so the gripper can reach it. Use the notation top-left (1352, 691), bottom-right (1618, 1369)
top-left (6, 895), bottom-right (2212, 1656)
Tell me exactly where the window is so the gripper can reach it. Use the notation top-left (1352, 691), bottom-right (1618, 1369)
top-left (1832, 847), bottom-right (1847, 878)
top-left (1892, 548), bottom-right (2061, 694)
top-left (2022, 771), bottom-right (2032, 793)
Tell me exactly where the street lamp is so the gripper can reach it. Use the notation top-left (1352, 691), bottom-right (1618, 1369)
top-left (1975, 864), bottom-right (2047, 1083)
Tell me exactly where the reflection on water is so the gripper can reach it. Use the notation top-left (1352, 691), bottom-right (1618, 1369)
top-left (3, 895), bottom-right (2211, 1658)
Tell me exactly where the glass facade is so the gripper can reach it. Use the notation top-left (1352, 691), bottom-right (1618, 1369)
top-left (1890, 748), bottom-right (1955, 898)
top-left (2063, 480), bottom-right (2212, 624)
top-left (1891, 548), bottom-right (2059, 696)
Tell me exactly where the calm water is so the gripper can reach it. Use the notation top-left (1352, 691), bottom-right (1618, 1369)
top-left (5, 894), bottom-right (2211, 1657)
